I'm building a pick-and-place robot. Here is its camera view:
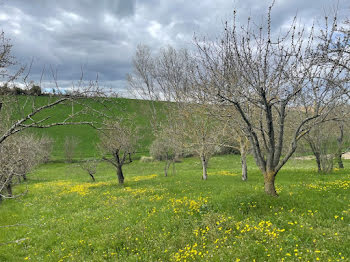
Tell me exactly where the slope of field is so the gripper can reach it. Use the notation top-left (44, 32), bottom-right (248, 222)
top-left (17, 96), bottom-right (162, 160)
top-left (1, 155), bottom-right (349, 261)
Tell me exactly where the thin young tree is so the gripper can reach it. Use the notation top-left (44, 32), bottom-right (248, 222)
top-left (174, 103), bottom-right (224, 180)
top-left (79, 158), bottom-right (98, 182)
top-left (150, 127), bottom-right (180, 177)
top-left (64, 136), bottom-right (79, 163)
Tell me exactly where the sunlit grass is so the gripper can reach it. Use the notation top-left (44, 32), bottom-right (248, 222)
top-left (0, 155), bottom-right (349, 261)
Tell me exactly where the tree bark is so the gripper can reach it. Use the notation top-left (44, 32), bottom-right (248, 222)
top-left (116, 165), bottom-right (124, 184)
top-left (89, 173), bottom-right (96, 182)
top-left (315, 152), bottom-right (322, 173)
top-left (336, 123), bottom-right (344, 169)
top-left (241, 155), bottom-right (247, 181)
top-left (201, 155), bottom-right (208, 180)
top-left (114, 151), bottom-right (125, 184)
top-left (240, 142), bottom-right (248, 181)
top-left (263, 171), bottom-right (277, 196)
top-left (336, 153), bottom-right (344, 169)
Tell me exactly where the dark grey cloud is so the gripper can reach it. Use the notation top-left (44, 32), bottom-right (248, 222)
top-left (0, 0), bottom-right (348, 93)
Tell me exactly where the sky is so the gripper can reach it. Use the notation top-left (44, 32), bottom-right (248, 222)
top-left (0, 0), bottom-right (349, 95)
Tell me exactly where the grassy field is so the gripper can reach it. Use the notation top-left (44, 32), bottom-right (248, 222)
top-left (1, 155), bottom-right (349, 261)
top-left (10, 96), bottom-right (161, 159)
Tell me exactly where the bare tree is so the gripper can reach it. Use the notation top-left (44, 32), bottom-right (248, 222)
top-left (38, 136), bottom-right (54, 164)
top-left (0, 31), bottom-right (119, 202)
top-left (174, 103), bottom-right (224, 180)
top-left (216, 105), bottom-right (251, 181)
top-left (129, 45), bottom-right (225, 180)
top-left (79, 158), bottom-right (98, 182)
top-left (98, 120), bottom-right (137, 184)
top-left (195, 4), bottom-right (349, 195)
top-left (64, 136), bottom-right (79, 163)
top-left (150, 127), bottom-right (181, 177)
top-left (303, 122), bottom-right (335, 173)
top-left (0, 133), bottom-right (45, 201)
top-left (334, 120), bottom-right (348, 169)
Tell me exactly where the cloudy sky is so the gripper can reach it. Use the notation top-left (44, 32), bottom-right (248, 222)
top-left (0, 0), bottom-right (349, 95)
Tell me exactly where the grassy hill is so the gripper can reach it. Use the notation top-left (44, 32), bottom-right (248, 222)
top-left (15, 96), bottom-right (162, 160)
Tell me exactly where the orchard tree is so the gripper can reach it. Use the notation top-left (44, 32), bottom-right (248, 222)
top-left (79, 158), bottom-right (98, 182)
top-left (216, 105), bottom-right (251, 181)
top-left (98, 120), bottom-right (138, 184)
top-left (64, 136), bottom-right (80, 163)
top-left (0, 30), bottom-right (115, 202)
top-left (150, 126), bottom-right (181, 177)
top-left (0, 133), bottom-right (46, 200)
top-left (174, 103), bottom-right (224, 180)
top-left (195, 4), bottom-right (349, 195)
top-left (129, 45), bottom-right (224, 180)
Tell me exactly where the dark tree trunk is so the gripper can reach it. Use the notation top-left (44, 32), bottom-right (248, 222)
top-left (263, 171), bottom-right (277, 196)
top-left (114, 151), bottom-right (125, 184)
top-left (89, 173), bottom-right (96, 182)
top-left (201, 155), bottom-right (208, 180)
top-left (336, 123), bottom-right (344, 169)
top-left (315, 152), bottom-right (322, 173)
top-left (116, 165), bottom-right (124, 184)
top-left (336, 154), bottom-right (344, 169)
top-left (7, 183), bottom-right (13, 197)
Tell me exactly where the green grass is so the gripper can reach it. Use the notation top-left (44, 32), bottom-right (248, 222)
top-left (7, 96), bottom-right (163, 160)
top-left (1, 155), bottom-right (349, 261)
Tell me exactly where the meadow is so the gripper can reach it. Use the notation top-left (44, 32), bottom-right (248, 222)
top-left (11, 96), bottom-right (161, 159)
top-left (1, 154), bottom-right (349, 261)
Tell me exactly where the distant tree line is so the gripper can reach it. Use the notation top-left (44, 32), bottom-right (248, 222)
top-left (0, 83), bottom-right (42, 96)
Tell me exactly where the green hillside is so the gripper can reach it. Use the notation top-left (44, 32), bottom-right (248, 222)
top-left (16, 96), bottom-right (162, 160)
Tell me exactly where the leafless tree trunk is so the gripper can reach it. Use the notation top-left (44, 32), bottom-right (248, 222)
top-left (200, 154), bottom-right (208, 180)
top-left (335, 122), bottom-right (344, 169)
top-left (306, 136), bottom-right (322, 173)
top-left (116, 164), bottom-right (124, 184)
top-left (240, 139), bottom-right (248, 181)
